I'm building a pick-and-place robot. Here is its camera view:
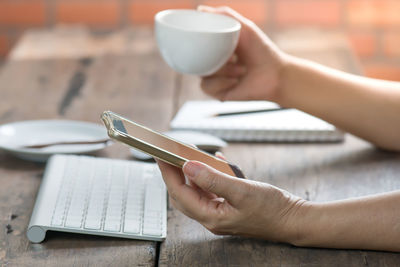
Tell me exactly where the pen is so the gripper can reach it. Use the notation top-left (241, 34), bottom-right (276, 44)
top-left (212, 107), bottom-right (290, 117)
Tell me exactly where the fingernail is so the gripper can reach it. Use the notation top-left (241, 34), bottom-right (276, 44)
top-left (183, 161), bottom-right (203, 178)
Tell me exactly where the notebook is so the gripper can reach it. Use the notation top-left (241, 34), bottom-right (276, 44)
top-left (170, 101), bottom-right (344, 142)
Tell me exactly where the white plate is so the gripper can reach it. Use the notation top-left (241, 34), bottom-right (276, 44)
top-left (0, 120), bottom-right (111, 162)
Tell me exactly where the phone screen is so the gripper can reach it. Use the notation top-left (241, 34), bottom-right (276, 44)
top-left (105, 112), bottom-right (244, 178)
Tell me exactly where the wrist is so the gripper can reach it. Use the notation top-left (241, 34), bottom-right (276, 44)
top-left (272, 53), bottom-right (297, 107)
top-left (284, 200), bottom-right (321, 246)
top-left (277, 55), bottom-right (326, 110)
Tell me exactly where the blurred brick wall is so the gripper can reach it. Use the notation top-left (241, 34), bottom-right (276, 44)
top-left (0, 0), bottom-right (399, 81)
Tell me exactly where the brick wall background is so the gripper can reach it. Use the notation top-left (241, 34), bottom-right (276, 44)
top-left (0, 0), bottom-right (399, 81)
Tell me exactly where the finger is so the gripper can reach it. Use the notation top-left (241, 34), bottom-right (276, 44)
top-left (168, 195), bottom-right (199, 220)
top-left (198, 4), bottom-right (273, 66)
top-left (205, 83), bottom-right (250, 102)
top-left (182, 161), bottom-right (245, 206)
top-left (188, 178), bottom-right (218, 199)
top-left (168, 195), bottom-right (186, 214)
top-left (156, 159), bottom-right (215, 200)
top-left (213, 74), bottom-right (258, 101)
top-left (201, 76), bottom-right (239, 97)
top-left (211, 63), bottom-right (246, 78)
top-left (170, 192), bottom-right (222, 222)
top-left (227, 54), bottom-right (238, 64)
top-left (156, 160), bottom-right (215, 219)
top-left (156, 159), bottom-right (185, 186)
top-left (197, 5), bottom-right (253, 27)
top-left (221, 80), bottom-right (255, 101)
top-left (197, 5), bottom-right (246, 24)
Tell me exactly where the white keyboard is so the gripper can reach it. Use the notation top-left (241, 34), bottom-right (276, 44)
top-left (27, 155), bottom-right (167, 243)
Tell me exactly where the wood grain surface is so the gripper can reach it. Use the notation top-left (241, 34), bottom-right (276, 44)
top-left (1, 27), bottom-right (399, 267)
top-left (0, 27), bottom-right (175, 267)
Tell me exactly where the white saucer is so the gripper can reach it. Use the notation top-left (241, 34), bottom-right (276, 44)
top-left (0, 120), bottom-right (111, 162)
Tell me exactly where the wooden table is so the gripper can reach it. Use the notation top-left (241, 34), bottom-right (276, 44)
top-left (1, 27), bottom-right (399, 266)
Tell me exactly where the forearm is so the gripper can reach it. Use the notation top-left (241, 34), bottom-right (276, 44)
top-left (293, 191), bottom-right (400, 252)
top-left (278, 55), bottom-right (400, 151)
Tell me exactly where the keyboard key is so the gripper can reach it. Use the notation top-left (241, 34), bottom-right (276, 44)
top-left (51, 216), bottom-right (64, 226)
top-left (105, 215), bottom-right (121, 223)
top-left (142, 227), bottom-right (162, 236)
top-left (143, 218), bottom-right (162, 228)
top-left (124, 219), bottom-right (141, 234)
top-left (65, 216), bottom-right (82, 228)
top-left (125, 210), bottom-right (142, 217)
top-left (144, 211), bottom-right (162, 219)
top-left (84, 219), bottom-right (101, 230)
top-left (104, 220), bottom-right (121, 232)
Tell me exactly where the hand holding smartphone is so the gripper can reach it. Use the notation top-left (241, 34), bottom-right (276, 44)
top-left (101, 111), bottom-right (245, 178)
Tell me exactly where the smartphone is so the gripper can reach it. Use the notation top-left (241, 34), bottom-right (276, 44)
top-left (101, 111), bottom-right (245, 178)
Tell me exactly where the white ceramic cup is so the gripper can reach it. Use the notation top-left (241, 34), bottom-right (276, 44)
top-left (155, 9), bottom-right (241, 76)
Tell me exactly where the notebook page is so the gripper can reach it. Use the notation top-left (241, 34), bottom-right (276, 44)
top-left (170, 101), bottom-right (343, 142)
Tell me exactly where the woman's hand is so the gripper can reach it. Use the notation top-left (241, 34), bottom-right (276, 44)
top-left (156, 159), bottom-right (307, 243)
top-left (198, 5), bottom-right (288, 103)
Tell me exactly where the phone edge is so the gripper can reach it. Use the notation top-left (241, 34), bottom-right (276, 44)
top-left (102, 111), bottom-right (187, 168)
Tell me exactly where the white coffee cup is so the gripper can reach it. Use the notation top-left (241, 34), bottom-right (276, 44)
top-left (155, 9), bottom-right (241, 76)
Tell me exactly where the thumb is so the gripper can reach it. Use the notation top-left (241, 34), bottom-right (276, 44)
top-left (183, 160), bottom-right (244, 206)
